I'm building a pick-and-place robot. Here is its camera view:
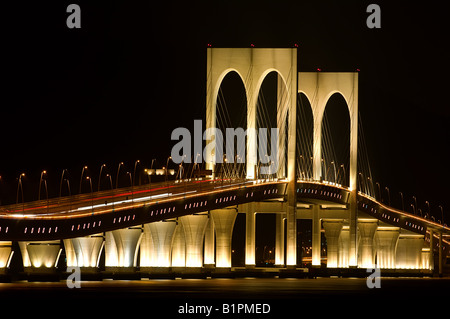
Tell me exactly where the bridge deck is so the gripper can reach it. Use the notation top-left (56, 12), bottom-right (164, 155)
top-left (0, 179), bottom-right (449, 243)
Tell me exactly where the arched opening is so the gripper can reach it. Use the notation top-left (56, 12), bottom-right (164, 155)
top-left (215, 71), bottom-right (247, 179)
top-left (321, 93), bottom-right (350, 187)
top-left (255, 71), bottom-right (280, 179)
top-left (297, 92), bottom-right (314, 180)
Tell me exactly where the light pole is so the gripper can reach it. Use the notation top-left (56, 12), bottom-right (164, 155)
top-left (339, 164), bottom-right (346, 186)
top-left (116, 162), bottom-right (124, 189)
top-left (439, 205), bottom-right (444, 225)
top-left (412, 196), bottom-right (418, 216)
top-left (86, 176), bottom-right (93, 213)
top-left (16, 173), bottom-right (25, 212)
top-left (331, 161), bottom-right (337, 184)
top-left (59, 169), bottom-right (69, 198)
top-left (133, 160), bottom-right (140, 187)
top-left (79, 166), bottom-right (88, 194)
top-left (38, 170), bottom-right (47, 201)
top-left (399, 192), bottom-right (404, 211)
top-left (385, 187), bottom-right (390, 206)
top-left (165, 156), bottom-right (172, 184)
top-left (98, 164), bottom-right (106, 192)
top-left (376, 182), bottom-right (381, 202)
top-left (410, 204), bottom-right (416, 215)
top-left (106, 174), bottom-right (114, 211)
top-left (148, 158), bottom-right (156, 185)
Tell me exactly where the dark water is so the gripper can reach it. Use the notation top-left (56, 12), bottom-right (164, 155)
top-left (1, 277), bottom-right (449, 316)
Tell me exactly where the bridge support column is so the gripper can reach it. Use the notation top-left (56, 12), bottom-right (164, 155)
top-left (171, 222), bottom-right (186, 267)
top-left (348, 191), bottom-right (358, 267)
top-left (275, 213), bottom-right (285, 266)
top-left (19, 240), bottom-right (61, 270)
top-left (245, 209), bottom-right (256, 267)
top-left (428, 229), bottom-right (434, 271)
top-left (211, 209), bottom-right (237, 268)
top-left (140, 221), bottom-right (176, 267)
top-left (64, 233), bottom-right (104, 268)
top-left (0, 241), bottom-right (13, 272)
top-left (204, 215), bottom-right (215, 267)
top-left (323, 220), bottom-right (343, 268)
top-left (105, 227), bottom-right (142, 268)
top-left (357, 220), bottom-right (378, 268)
top-left (179, 214), bottom-right (208, 267)
top-left (312, 205), bottom-right (321, 266)
top-left (374, 227), bottom-right (399, 269)
top-left (338, 226), bottom-right (349, 268)
top-left (395, 234), bottom-right (424, 269)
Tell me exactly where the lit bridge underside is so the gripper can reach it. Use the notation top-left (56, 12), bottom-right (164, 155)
top-left (0, 178), bottom-right (449, 273)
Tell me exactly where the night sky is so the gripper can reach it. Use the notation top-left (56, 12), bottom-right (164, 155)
top-left (2, 1), bottom-right (450, 222)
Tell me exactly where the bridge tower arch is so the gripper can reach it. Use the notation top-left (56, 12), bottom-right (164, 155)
top-left (298, 72), bottom-right (359, 266)
top-left (206, 47), bottom-right (298, 266)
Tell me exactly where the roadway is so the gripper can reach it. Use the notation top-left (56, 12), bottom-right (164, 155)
top-left (1, 177), bottom-right (450, 244)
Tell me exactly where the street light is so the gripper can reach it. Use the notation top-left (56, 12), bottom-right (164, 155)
top-left (385, 187), bottom-right (390, 206)
top-left (133, 160), bottom-right (140, 187)
top-left (98, 164), bottom-right (106, 192)
top-left (376, 182), bottom-right (382, 202)
top-left (148, 158), bottom-right (156, 185)
top-left (79, 166), bottom-right (88, 194)
top-left (399, 192), bottom-right (404, 211)
top-left (86, 176), bottom-right (93, 213)
top-left (116, 162), bottom-right (124, 189)
top-left (439, 205), bottom-right (444, 225)
top-left (331, 161), bottom-right (337, 184)
top-left (412, 196), bottom-right (418, 216)
top-left (165, 156), bottom-right (172, 184)
top-left (59, 169), bottom-right (69, 198)
top-left (16, 173), bottom-right (25, 211)
top-left (38, 170), bottom-right (48, 201)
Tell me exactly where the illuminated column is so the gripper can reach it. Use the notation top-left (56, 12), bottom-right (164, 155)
top-left (275, 213), bottom-right (285, 266)
top-left (211, 209), bottom-right (238, 268)
top-left (277, 75), bottom-right (287, 178)
top-left (245, 210), bottom-right (256, 267)
top-left (204, 215), bottom-right (215, 267)
top-left (0, 241), bottom-right (13, 271)
top-left (140, 221), bottom-right (176, 267)
top-left (374, 227), bottom-right (399, 269)
top-left (429, 229), bottom-right (434, 271)
top-left (358, 220), bottom-right (378, 268)
top-left (311, 205), bottom-right (321, 266)
top-left (105, 227), bottom-right (142, 268)
top-left (64, 234), bottom-right (104, 268)
top-left (395, 235), bottom-right (424, 269)
top-left (171, 222), bottom-right (186, 267)
top-left (299, 72), bottom-right (359, 266)
top-left (286, 49), bottom-right (298, 268)
top-left (323, 220), bottom-right (344, 268)
top-left (338, 226), bottom-right (349, 268)
top-left (19, 240), bottom-right (61, 269)
top-left (180, 214), bottom-right (208, 267)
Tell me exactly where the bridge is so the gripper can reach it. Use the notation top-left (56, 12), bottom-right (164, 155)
top-left (0, 47), bottom-right (448, 278)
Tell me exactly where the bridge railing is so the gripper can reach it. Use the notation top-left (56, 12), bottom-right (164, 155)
top-left (0, 177), bottom-right (280, 217)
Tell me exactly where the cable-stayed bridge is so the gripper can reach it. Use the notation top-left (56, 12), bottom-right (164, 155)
top-left (0, 48), bottom-right (448, 278)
